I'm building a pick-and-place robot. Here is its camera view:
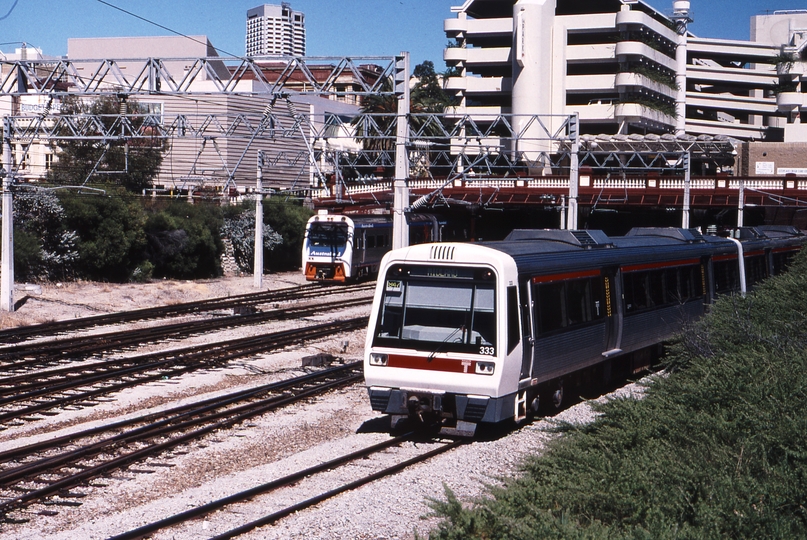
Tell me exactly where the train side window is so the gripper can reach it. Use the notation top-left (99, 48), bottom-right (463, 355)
top-left (647, 270), bottom-right (665, 307)
top-left (680, 265), bottom-right (703, 301)
top-left (623, 272), bottom-right (648, 312)
top-left (537, 281), bottom-right (566, 333)
top-left (773, 251), bottom-right (798, 275)
top-left (535, 277), bottom-right (604, 334)
top-left (664, 268), bottom-right (679, 302)
top-left (713, 260), bottom-right (738, 295)
top-left (746, 255), bottom-right (768, 287)
top-left (566, 279), bottom-right (591, 326)
top-left (367, 235), bottom-right (376, 249)
top-left (507, 286), bottom-right (520, 354)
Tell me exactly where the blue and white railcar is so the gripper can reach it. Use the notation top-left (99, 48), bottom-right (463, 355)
top-left (363, 227), bottom-right (804, 436)
top-left (303, 213), bottom-right (442, 283)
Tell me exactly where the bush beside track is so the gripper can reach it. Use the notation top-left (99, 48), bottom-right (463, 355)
top-left (427, 251), bottom-right (807, 539)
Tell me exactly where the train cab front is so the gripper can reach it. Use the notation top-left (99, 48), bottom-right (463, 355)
top-left (305, 262), bottom-right (347, 282)
top-left (302, 215), bottom-right (352, 282)
top-left (364, 256), bottom-right (513, 438)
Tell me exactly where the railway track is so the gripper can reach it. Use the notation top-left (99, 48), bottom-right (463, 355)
top-left (108, 434), bottom-right (464, 540)
top-left (0, 361), bottom-right (365, 523)
top-left (0, 317), bottom-right (368, 428)
top-left (0, 281), bottom-right (375, 344)
top-left (0, 295), bottom-right (372, 372)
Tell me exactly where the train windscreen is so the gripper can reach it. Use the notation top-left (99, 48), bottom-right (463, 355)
top-left (372, 266), bottom-right (497, 356)
top-left (307, 222), bottom-right (349, 250)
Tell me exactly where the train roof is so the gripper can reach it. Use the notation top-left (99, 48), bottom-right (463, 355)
top-left (476, 227), bottom-right (805, 276)
top-left (307, 213), bottom-right (442, 229)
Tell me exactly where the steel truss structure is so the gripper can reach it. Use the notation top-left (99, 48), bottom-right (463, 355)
top-left (1, 54), bottom-right (742, 312)
top-left (1, 54), bottom-right (737, 196)
top-left (0, 56), bottom-right (399, 97)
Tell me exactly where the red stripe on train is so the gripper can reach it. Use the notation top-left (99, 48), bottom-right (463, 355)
top-left (532, 269), bottom-right (601, 284)
top-left (622, 258), bottom-right (700, 273)
top-left (387, 354), bottom-right (478, 374)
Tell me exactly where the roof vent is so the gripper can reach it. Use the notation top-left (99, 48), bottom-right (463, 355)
top-left (430, 245), bottom-right (455, 260)
top-left (753, 225), bottom-right (803, 238)
top-left (626, 227), bottom-right (705, 243)
top-left (504, 229), bottom-right (613, 248)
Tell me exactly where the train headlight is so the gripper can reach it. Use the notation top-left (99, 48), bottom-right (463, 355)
top-left (475, 361), bottom-right (495, 375)
top-left (369, 353), bottom-right (389, 366)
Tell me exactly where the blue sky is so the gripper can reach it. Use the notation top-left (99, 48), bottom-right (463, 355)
top-left (1, 0), bottom-right (806, 68)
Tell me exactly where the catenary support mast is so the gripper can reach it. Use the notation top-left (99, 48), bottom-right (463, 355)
top-left (1, 120), bottom-right (13, 312)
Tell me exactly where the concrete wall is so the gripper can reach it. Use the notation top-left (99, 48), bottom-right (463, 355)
top-left (738, 141), bottom-right (807, 176)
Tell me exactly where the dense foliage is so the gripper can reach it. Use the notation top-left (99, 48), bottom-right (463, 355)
top-left (221, 196), bottom-right (311, 273)
top-left (263, 196), bottom-right (313, 271)
top-left (57, 189), bottom-right (149, 282)
top-left (221, 205), bottom-right (283, 274)
top-left (8, 188), bottom-right (310, 283)
top-left (427, 251), bottom-right (807, 539)
top-left (143, 200), bottom-right (224, 279)
top-left (10, 187), bottom-right (78, 281)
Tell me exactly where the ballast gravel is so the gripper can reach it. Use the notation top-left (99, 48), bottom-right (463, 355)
top-left (0, 273), bottom-right (649, 540)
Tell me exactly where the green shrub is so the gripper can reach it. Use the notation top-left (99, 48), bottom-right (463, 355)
top-left (263, 196), bottom-right (313, 271)
top-left (221, 203), bottom-right (283, 274)
top-left (58, 189), bottom-right (148, 282)
top-left (144, 200), bottom-right (223, 279)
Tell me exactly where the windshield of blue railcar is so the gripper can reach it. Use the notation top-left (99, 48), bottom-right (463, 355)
top-left (372, 265), bottom-right (497, 356)
top-left (307, 222), bottom-right (349, 249)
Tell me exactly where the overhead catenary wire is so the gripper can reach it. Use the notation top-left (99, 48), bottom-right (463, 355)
top-left (0, 0), bottom-right (19, 21)
top-left (94, 0), bottom-right (241, 59)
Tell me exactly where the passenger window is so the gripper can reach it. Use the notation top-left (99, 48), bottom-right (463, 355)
top-left (647, 271), bottom-right (664, 306)
top-left (664, 269), bottom-right (679, 302)
top-left (537, 282), bottom-right (565, 333)
top-left (565, 279), bottom-right (590, 326)
top-left (534, 276), bottom-right (605, 335)
top-left (507, 286), bottom-right (520, 354)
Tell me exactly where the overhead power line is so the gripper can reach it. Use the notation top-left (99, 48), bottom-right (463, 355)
top-left (94, 0), bottom-right (240, 58)
top-left (0, 0), bottom-right (20, 21)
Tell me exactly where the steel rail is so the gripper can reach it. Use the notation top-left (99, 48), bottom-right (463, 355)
top-left (0, 363), bottom-right (364, 519)
top-left (0, 362), bottom-right (360, 466)
top-left (0, 282), bottom-right (374, 344)
top-left (108, 435), bottom-right (463, 540)
top-left (0, 295), bottom-right (372, 371)
top-left (0, 317), bottom-right (368, 426)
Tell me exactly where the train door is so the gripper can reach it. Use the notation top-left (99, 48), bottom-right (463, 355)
top-left (356, 229), bottom-right (366, 265)
top-left (602, 267), bottom-right (621, 355)
top-left (518, 280), bottom-right (534, 381)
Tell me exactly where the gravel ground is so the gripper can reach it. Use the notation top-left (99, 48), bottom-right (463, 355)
top-left (0, 272), bottom-right (648, 540)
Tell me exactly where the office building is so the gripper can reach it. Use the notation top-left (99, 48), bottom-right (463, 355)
top-left (444, 0), bottom-right (807, 143)
top-left (246, 3), bottom-right (306, 57)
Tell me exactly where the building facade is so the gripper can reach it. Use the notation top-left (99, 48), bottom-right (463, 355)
top-left (246, 3), bottom-right (306, 57)
top-left (443, 0), bottom-right (807, 143)
top-left (2, 36), bottom-right (358, 194)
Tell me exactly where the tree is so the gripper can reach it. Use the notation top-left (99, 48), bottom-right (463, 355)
top-left (263, 196), bottom-right (313, 271)
top-left (221, 205), bottom-right (283, 274)
top-left (10, 187), bottom-right (78, 281)
top-left (144, 200), bottom-right (224, 279)
top-left (58, 189), bottom-right (148, 282)
top-left (47, 95), bottom-right (168, 192)
top-left (412, 60), bottom-right (456, 111)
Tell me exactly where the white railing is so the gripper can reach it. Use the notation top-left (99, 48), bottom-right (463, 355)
top-left (330, 176), bottom-right (807, 198)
